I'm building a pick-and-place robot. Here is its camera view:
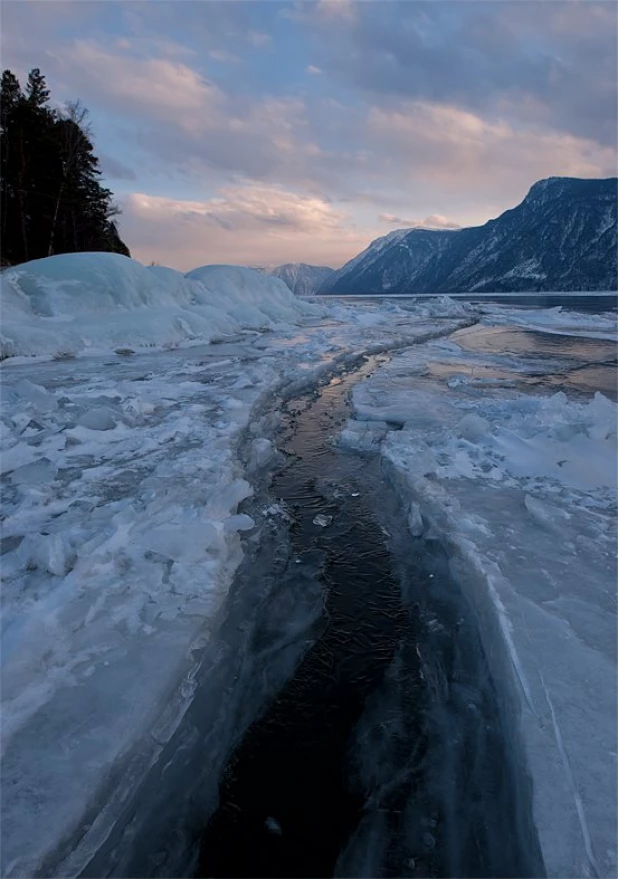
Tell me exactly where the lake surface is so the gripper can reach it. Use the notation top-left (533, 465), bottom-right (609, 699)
top-left (195, 308), bottom-right (614, 879)
top-left (318, 293), bottom-right (617, 313)
top-left (197, 344), bottom-right (545, 879)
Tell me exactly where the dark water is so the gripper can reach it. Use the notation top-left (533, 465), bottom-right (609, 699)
top-left (455, 293), bottom-right (615, 312)
top-left (197, 357), bottom-right (543, 879)
top-left (458, 293), bottom-right (617, 312)
top-left (199, 358), bottom-right (405, 878)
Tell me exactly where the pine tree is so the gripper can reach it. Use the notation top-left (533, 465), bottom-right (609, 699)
top-left (47, 102), bottom-right (91, 255)
top-left (1, 69), bottom-right (22, 127)
top-left (25, 67), bottom-right (50, 108)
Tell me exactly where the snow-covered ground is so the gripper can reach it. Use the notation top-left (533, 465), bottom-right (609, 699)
top-left (341, 309), bottom-right (617, 878)
top-left (1, 254), bottom-right (475, 877)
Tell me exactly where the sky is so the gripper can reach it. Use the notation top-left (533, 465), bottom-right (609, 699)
top-left (2, 0), bottom-right (617, 271)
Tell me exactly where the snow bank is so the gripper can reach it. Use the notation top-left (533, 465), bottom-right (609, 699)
top-left (0, 253), bottom-right (320, 360)
top-left (343, 342), bottom-right (617, 877)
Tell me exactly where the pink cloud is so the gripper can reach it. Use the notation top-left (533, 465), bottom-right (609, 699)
top-left (120, 183), bottom-right (372, 270)
top-left (379, 213), bottom-right (461, 229)
top-left (367, 100), bottom-right (617, 199)
top-left (47, 39), bottom-right (221, 126)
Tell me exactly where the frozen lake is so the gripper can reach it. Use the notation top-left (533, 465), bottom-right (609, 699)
top-left (198, 354), bottom-right (543, 879)
top-left (1, 290), bottom-right (615, 879)
top-left (318, 293), bottom-right (618, 313)
top-left (197, 314), bottom-right (616, 878)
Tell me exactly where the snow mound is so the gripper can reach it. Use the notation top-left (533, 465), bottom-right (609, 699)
top-left (0, 253), bottom-right (320, 360)
top-left (187, 264), bottom-right (321, 326)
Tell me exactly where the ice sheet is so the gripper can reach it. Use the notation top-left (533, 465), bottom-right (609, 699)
top-left (343, 321), bottom-right (617, 878)
top-left (480, 303), bottom-right (617, 341)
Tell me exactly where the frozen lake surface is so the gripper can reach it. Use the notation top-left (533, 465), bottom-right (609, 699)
top-left (198, 356), bottom-right (542, 879)
top-left (340, 315), bottom-right (616, 879)
top-left (1, 279), bottom-right (616, 878)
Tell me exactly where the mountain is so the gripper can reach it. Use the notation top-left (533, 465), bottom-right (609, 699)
top-left (271, 263), bottom-right (335, 296)
top-left (319, 177), bottom-right (617, 295)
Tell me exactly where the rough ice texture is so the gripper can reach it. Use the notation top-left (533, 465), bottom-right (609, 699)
top-left (344, 320), bottom-right (617, 878)
top-left (0, 253), bottom-right (321, 360)
top-left (0, 259), bottom-right (472, 878)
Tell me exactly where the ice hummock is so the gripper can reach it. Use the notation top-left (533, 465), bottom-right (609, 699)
top-left (0, 253), bottom-right (322, 360)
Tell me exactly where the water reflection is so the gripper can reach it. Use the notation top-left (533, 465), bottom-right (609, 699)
top-left (437, 326), bottom-right (618, 400)
top-left (451, 325), bottom-right (617, 361)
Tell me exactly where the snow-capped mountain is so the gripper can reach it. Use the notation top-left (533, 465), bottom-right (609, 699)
top-left (271, 263), bottom-right (335, 296)
top-left (320, 177), bottom-right (618, 295)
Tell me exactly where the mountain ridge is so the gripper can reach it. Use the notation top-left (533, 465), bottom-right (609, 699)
top-left (270, 262), bottom-right (335, 296)
top-left (320, 177), bottom-right (617, 295)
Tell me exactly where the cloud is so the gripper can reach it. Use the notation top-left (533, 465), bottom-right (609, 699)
top-left (366, 100), bottom-right (617, 202)
top-left (247, 31), bottom-right (272, 48)
top-left (118, 2), bottom-right (281, 54)
top-left (47, 39), bottom-right (222, 129)
top-left (315, 0), bottom-right (356, 21)
top-left (131, 182), bottom-right (347, 234)
top-left (303, 1), bottom-right (617, 148)
top-left (3, 0), bottom-right (614, 270)
top-left (48, 33), bottom-right (614, 260)
top-left (6, 10), bottom-right (613, 209)
top-left (208, 49), bottom-right (241, 64)
top-left (379, 213), bottom-right (461, 229)
top-left (99, 155), bottom-right (137, 182)
top-left (25, 36), bottom-right (334, 185)
top-left (120, 182), bottom-right (370, 270)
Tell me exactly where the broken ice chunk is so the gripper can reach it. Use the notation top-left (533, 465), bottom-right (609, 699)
top-left (223, 514), bottom-right (255, 533)
top-left (408, 502), bottom-right (424, 537)
top-left (457, 413), bottom-right (490, 442)
top-left (10, 457), bottom-right (58, 485)
top-left (313, 514), bottom-right (333, 527)
top-left (77, 407), bottom-right (117, 431)
top-left (263, 503), bottom-right (293, 522)
top-left (524, 493), bottom-right (571, 531)
top-left (248, 437), bottom-right (275, 473)
top-left (16, 379), bottom-right (57, 413)
top-left (38, 534), bottom-right (70, 577)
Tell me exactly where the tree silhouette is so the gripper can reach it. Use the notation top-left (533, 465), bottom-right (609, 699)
top-left (0, 67), bottom-right (130, 265)
top-left (25, 68), bottom-right (50, 108)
